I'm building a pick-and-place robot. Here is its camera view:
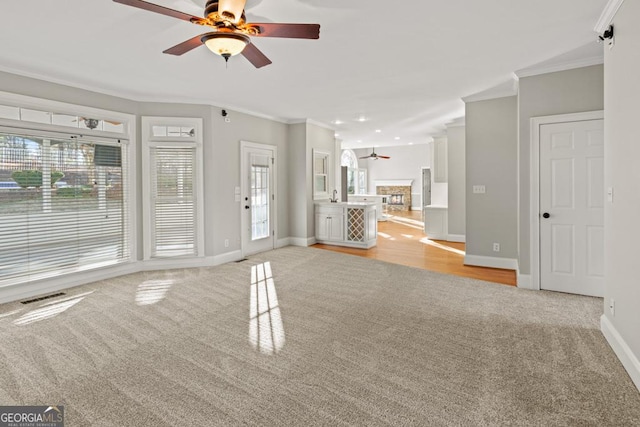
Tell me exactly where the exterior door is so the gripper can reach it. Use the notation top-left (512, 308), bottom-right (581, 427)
top-left (241, 143), bottom-right (276, 256)
top-left (539, 119), bottom-right (604, 296)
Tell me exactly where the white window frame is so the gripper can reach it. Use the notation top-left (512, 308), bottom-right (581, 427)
top-left (313, 149), bottom-right (331, 200)
top-left (0, 91), bottom-right (138, 270)
top-left (142, 116), bottom-right (204, 260)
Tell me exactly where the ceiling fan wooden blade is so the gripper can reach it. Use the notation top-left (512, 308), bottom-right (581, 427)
top-left (241, 43), bottom-right (272, 68)
top-left (219, 0), bottom-right (247, 24)
top-left (378, 156), bottom-right (391, 159)
top-left (113, 0), bottom-right (205, 24)
top-left (163, 35), bottom-right (205, 55)
top-left (359, 156), bottom-right (372, 159)
top-left (247, 23), bottom-right (320, 39)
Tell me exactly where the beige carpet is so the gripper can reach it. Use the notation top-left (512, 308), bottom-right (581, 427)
top-left (0, 246), bottom-right (639, 426)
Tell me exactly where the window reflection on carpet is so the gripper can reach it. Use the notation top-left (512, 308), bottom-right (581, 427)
top-left (249, 262), bottom-right (285, 355)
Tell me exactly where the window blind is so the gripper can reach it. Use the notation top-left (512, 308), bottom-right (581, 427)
top-left (0, 130), bottom-right (130, 287)
top-left (149, 147), bottom-right (197, 257)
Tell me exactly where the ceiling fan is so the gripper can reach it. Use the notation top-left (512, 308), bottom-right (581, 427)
top-left (113, 0), bottom-right (320, 68)
top-left (359, 149), bottom-right (390, 160)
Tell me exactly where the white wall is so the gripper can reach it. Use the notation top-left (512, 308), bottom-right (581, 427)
top-left (602, 0), bottom-right (640, 391)
top-left (518, 65), bottom-right (604, 274)
top-left (355, 145), bottom-right (430, 209)
top-left (465, 96), bottom-right (518, 260)
top-left (447, 125), bottom-right (465, 236)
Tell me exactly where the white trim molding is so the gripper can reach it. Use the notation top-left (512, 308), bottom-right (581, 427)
top-left (212, 250), bottom-right (244, 266)
top-left (288, 237), bottom-right (316, 247)
top-left (276, 238), bottom-right (291, 248)
top-left (463, 79), bottom-right (519, 103)
top-left (601, 315), bottom-right (640, 393)
top-left (374, 179), bottom-right (414, 187)
top-left (529, 111), bottom-right (604, 291)
top-left (447, 234), bottom-right (466, 243)
top-left (595, 0), bottom-right (625, 34)
top-left (464, 255), bottom-right (518, 270)
top-left (514, 57), bottom-right (604, 79)
top-left (517, 274), bottom-right (534, 290)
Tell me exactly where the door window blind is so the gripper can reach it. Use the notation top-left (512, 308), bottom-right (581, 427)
top-left (0, 130), bottom-right (130, 287)
top-left (149, 147), bottom-right (197, 257)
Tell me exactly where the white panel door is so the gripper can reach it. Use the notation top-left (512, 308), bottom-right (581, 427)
top-left (241, 143), bottom-right (276, 256)
top-left (540, 119), bottom-right (604, 296)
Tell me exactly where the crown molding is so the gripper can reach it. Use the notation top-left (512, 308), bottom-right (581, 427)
top-left (445, 117), bottom-right (466, 128)
top-left (462, 86), bottom-right (518, 103)
top-left (594, 0), bottom-right (625, 34)
top-left (0, 64), bottom-right (291, 125)
top-left (288, 118), bottom-right (335, 131)
top-left (514, 56), bottom-right (604, 79)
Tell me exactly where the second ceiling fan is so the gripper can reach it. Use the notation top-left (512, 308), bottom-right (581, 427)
top-left (113, 0), bottom-right (320, 68)
top-left (359, 148), bottom-right (390, 160)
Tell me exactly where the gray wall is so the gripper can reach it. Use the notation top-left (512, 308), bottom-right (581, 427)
top-left (305, 123), bottom-right (338, 238)
top-left (0, 71), bottom-right (298, 261)
top-left (355, 144), bottom-right (430, 209)
top-left (466, 96), bottom-right (518, 259)
top-left (202, 107), bottom-right (290, 254)
top-left (603, 0), bottom-right (640, 386)
top-left (288, 123), bottom-right (307, 240)
top-left (447, 125), bottom-right (465, 236)
top-left (518, 65), bottom-right (604, 274)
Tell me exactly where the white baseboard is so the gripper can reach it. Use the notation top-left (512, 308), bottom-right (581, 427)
top-left (516, 273), bottom-right (534, 290)
top-left (276, 238), bottom-right (291, 248)
top-left (212, 250), bottom-right (243, 266)
top-left (0, 263), bottom-right (139, 305)
top-left (141, 256), bottom-right (213, 271)
top-left (0, 250), bottom-right (248, 304)
top-left (601, 314), bottom-right (640, 393)
top-left (464, 255), bottom-right (518, 270)
top-left (289, 237), bottom-right (316, 247)
top-left (447, 234), bottom-right (466, 243)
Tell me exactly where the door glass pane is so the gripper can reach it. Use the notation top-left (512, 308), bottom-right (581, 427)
top-left (251, 164), bottom-right (270, 240)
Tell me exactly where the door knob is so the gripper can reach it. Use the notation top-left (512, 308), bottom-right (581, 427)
top-left (245, 205), bottom-right (250, 210)
top-left (542, 212), bottom-right (550, 219)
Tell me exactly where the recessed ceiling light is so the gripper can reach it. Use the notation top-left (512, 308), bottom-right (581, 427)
top-left (332, 119), bottom-right (343, 125)
top-left (356, 114), bottom-right (368, 122)
top-left (335, 133), bottom-right (340, 137)
top-left (375, 129), bottom-right (382, 133)
top-left (356, 140), bottom-right (362, 143)
top-left (394, 137), bottom-right (400, 140)
top-left (408, 142), bottom-right (414, 145)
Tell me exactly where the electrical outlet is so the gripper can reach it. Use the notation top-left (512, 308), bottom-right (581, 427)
top-left (610, 298), bottom-right (615, 316)
top-left (473, 185), bottom-right (486, 194)
top-left (224, 239), bottom-right (229, 248)
top-left (493, 243), bottom-right (500, 252)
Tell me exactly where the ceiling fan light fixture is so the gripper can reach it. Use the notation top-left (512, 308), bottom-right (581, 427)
top-left (202, 32), bottom-right (250, 57)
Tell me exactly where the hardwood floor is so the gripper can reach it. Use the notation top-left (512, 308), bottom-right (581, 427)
top-left (313, 210), bottom-right (517, 286)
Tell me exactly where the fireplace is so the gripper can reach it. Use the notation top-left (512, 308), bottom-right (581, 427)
top-left (374, 180), bottom-right (413, 212)
top-left (388, 194), bottom-right (404, 205)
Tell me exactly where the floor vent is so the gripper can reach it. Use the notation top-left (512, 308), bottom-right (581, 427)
top-left (235, 258), bottom-right (248, 263)
top-left (20, 292), bottom-right (66, 305)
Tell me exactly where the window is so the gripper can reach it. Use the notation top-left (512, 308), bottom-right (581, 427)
top-left (142, 117), bottom-right (204, 259)
top-left (313, 149), bottom-right (330, 200)
top-left (0, 129), bottom-right (130, 287)
top-left (341, 149), bottom-right (366, 194)
top-left (0, 103), bottom-right (125, 133)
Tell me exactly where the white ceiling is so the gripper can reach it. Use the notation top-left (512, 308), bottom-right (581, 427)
top-left (0, 0), bottom-right (607, 149)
